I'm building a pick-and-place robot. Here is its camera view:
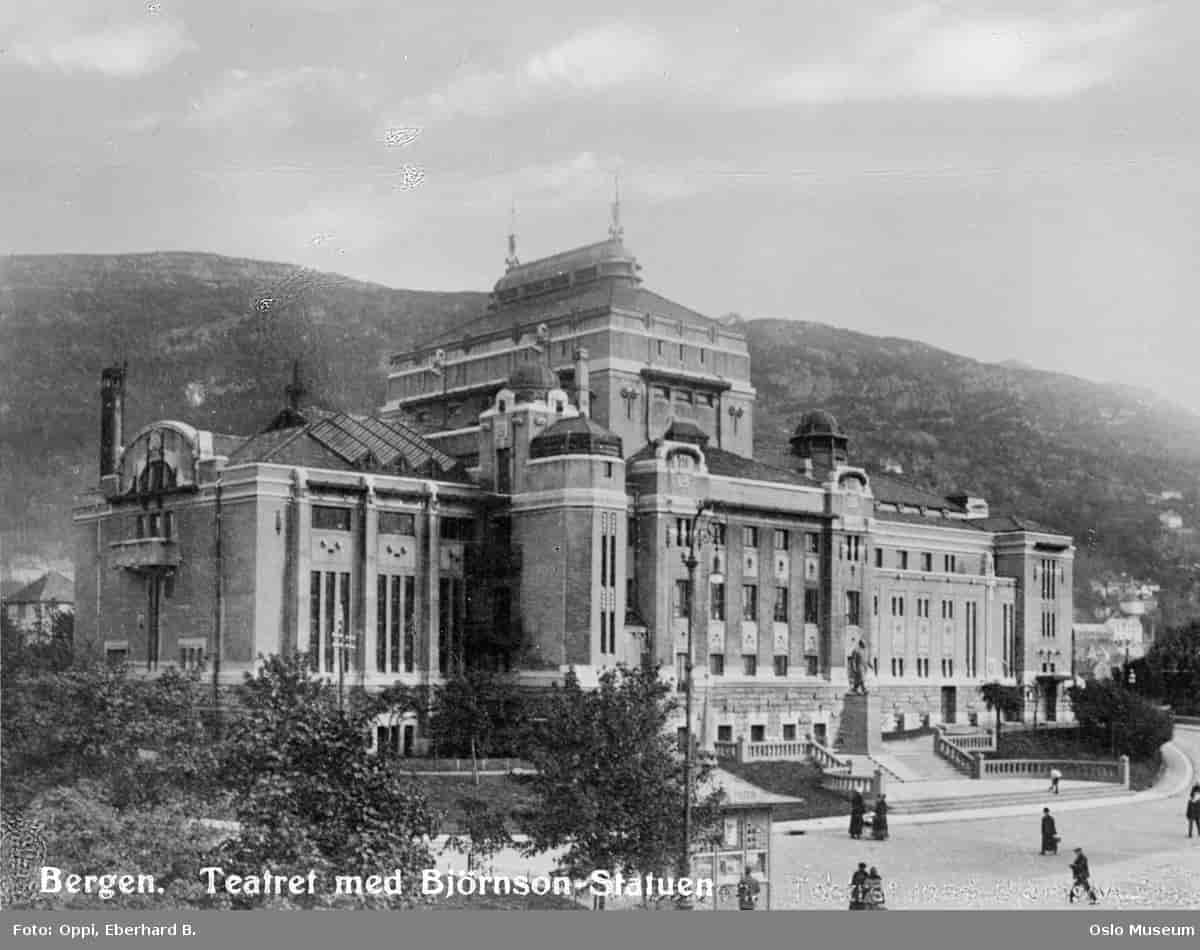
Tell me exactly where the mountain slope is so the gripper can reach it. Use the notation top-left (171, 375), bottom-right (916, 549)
top-left (4, 254), bottom-right (1200, 620)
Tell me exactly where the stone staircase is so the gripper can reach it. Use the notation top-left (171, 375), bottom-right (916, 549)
top-left (888, 781), bottom-right (1134, 815)
top-left (877, 735), bottom-right (971, 782)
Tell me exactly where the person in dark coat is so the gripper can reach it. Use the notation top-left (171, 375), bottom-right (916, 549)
top-left (865, 867), bottom-right (886, 909)
top-left (1040, 807), bottom-right (1059, 855)
top-left (736, 867), bottom-right (761, 910)
top-left (872, 795), bottom-right (889, 840)
top-left (1069, 848), bottom-right (1098, 904)
top-left (1186, 785), bottom-right (1200, 838)
top-left (849, 862), bottom-right (869, 910)
top-left (849, 790), bottom-right (866, 840)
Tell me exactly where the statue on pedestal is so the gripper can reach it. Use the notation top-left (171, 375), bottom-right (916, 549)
top-left (847, 640), bottom-right (868, 695)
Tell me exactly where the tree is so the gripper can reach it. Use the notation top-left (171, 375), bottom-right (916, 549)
top-left (445, 794), bottom-right (514, 873)
top-left (215, 654), bottom-right (442, 907)
top-left (1067, 679), bottom-right (1173, 760)
top-left (428, 668), bottom-right (523, 778)
top-left (514, 666), bottom-right (724, 900)
top-left (978, 682), bottom-right (1023, 744)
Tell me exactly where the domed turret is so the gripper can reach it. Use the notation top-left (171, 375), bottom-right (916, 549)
top-left (529, 416), bottom-right (622, 460)
top-left (790, 408), bottom-right (849, 475)
top-left (508, 362), bottom-right (561, 403)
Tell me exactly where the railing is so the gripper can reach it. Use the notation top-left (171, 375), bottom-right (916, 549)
top-left (978, 756), bottom-right (1129, 787)
top-left (808, 740), bottom-right (852, 773)
top-left (949, 732), bottom-right (996, 751)
top-left (821, 770), bottom-right (882, 796)
top-left (712, 738), bottom-right (813, 765)
top-left (934, 729), bottom-right (979, 777)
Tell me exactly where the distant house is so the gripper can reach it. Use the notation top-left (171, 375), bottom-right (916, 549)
top-left (1073, 616), bottom-right (1144, 680)
top-left (3, 570), bottom-right (74, 640)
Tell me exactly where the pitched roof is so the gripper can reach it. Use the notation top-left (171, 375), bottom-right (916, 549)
top-left (868, 473), bottom-right (958, 510)
top-left (6, 570), bottom-right (74, 605)
top-left (628, 441), bottom-right (818, 488)
top-left (229, 411), bottom-right (466, 481)
top-left (421, 283), bottom-right (724, 349)
top-left (978, 514), bottom-right (1065, 535)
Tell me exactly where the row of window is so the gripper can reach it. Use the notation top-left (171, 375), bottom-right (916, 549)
top-left (670, 521), bottom-right (821, 553)
top-left (675, 582), bottom-right (822, 624)
top-left (128, 511), bottom-right (175, 540)
top-left (312, 505), bottom-right (472, 541)
top-left (876, 595), bottom-right (968, 620)
top-left (876, 549), bottom-right (959, 573)
top-left (652, 341), bottom-right (714, 369)
top-left (682, 653), bottom-right (819, 680)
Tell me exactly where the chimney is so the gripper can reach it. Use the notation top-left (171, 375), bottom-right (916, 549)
top-left (100, 365), bottom-right (126, 488)
top-left (573, 346), bottom-right (590, 417)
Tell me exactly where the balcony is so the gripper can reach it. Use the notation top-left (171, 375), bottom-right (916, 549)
top-left (109, 538), bottom-right (181, 571)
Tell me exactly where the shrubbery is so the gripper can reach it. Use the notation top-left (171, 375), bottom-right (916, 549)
top-left (1067, 679), bottom-right (1174, 760)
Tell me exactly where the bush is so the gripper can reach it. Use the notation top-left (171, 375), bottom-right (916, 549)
top-left (1067, 679), bottom-right (1173, 760)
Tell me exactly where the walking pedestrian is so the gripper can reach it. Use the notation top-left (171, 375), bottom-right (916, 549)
top-left (872, 795), bottom-right (889, 841)
top-left (736, 866), bottom-right (761, 910)
top-left (1186, 784), bottom-right (1200, 839)
top-left (849, 790), bottom-right (865, 840)
top-left (1068, 847), bottom-right (1098, 904)
top-left (1048, 767), bottom-right (1062, 795)
top-left (1040, 807), bottom-right (1059, 855)
top-left (849, 862), bottom-right (869, 910)
top-left (865, 867), bottom-right (886, 909)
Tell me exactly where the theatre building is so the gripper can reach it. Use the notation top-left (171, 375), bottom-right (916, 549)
top-left (73, 217), bottom-right (1076, 751)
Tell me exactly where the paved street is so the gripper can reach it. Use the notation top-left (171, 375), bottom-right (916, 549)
top-left (772, 725), bottom-right (1200, 909)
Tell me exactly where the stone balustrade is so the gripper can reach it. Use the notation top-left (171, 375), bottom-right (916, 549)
top-left (712, 737), bottom-right (814, 765)
top-left (934, 730), bottom-right (979, 777)
top-left (978, 756), bottom-right (1129, 787)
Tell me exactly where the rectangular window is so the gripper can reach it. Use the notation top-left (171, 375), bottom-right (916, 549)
top-left (376, 575), bottom-right (387, 672)
top-left (921, 552), bottom-right (932, 572)
top-left (773, 587), bottom-right (789, 623)
top-left (378, 511), bottom-right (416, 535)
top-left (806, 533), bottom-right (820, 555)
top-left (750, 724), bottom-right (765, 742)
top-left (782, 723), bottom-right (797, 741)
top-left (338, 572), bottom-right (351, 673)
top-left (134, 515), bottom-right (145, 539)
top-left (806, 656), bottom-right (819, 676)
top-left (942, 600), bottom-right (955, 620)
top-left (163, 511), bottom-right (174, 539)
top-left (710, 581), bottom-right (726, 621)
top-left (710, 654), bottom-right (725, 676)
top-left (773, 529), bottom-right (789, 551)
top-left (676, 518), bottom-right (693, 548)
top-left (944, 554), bottom-right (957, 574)
top-left (440, 518), bottom-right (472, 542)
top-left (891, 657), bottom-right (905, 677)
top-left (148, 513), bottom-right (160, 537)
top-left (742, 584), bottom-right (758, 621)
top-left (324, 572), bottom-right (337, 673)
top-left (404, 576), bottom-right (415, 671)
top-left (674, 579), bottom-right (692, 618)
top-left (842, 536), bottom-right (862, 562)
top-left (390, 576), bottom-right (402, 672)
top-left (898, 550), bottom-right (909, 570)
top-left (804, 588), bottom-right (820, 625)
top-left (846, 590), bottom-right (862, 626)
top-left (657, 340), bottom-right (665, 357)
top-left (717, 725), bottom-right (733, 743)
top-left (676, 652), bottom-right (688, 690)
top-left (743, 526), bottom-right (759, 548)
top-left (314, 505), bottom-right (352, 531)
top-left (774, 655), bottom-right (788, 677)
top-left (711, 522), bottom-right (727, 547)
top-left (875, 548), bottom-right (884, 568)
top-left (106, 647), bottom-right (128, 666)
top-left (310, 571), bottom-right (322, 667)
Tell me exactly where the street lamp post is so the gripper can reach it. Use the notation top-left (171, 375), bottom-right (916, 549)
top-left (679, 500), bottom-right (714, 908)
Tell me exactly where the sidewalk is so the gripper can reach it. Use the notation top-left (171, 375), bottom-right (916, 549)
top-left (775, 737), bottom-right (1195, 834)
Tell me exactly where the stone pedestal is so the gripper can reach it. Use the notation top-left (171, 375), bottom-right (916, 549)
top-left (838, 692), bottom-right (882, 755)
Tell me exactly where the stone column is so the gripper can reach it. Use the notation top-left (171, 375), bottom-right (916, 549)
top-left (293, 469), bottom-right (311, 655)
top-left (423, 483), bottom-right (441, 682)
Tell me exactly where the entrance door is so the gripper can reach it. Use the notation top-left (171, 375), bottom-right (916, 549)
top-left (402, 724), bottom-right (415, 757)
top-left (1043, 681), bottom-right (1058, 722)
top-left (941, 686), bottom-right (957, 724)
top-left (813, 723), bottom-right (828, 746)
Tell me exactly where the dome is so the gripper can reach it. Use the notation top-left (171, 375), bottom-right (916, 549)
top-left (529, 416), bottom-right (623, 460)
top-left (794, 409), bottom-right (843, 439)
top-left (507, 362), bottom-right (561, 400)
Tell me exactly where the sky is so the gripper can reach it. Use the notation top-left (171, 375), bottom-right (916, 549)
top-left (3, 1), bottom-right (1200, 410)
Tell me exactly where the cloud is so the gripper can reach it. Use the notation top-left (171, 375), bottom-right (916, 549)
top-left (10, 18), bottom-right (192, 78)
top-left (414, 23), bottom-right (667, 123)
top-left (758, 4), bottom-right (1147, 103)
